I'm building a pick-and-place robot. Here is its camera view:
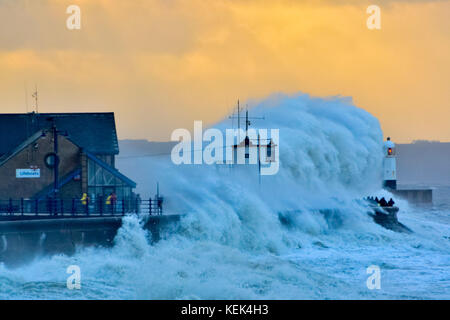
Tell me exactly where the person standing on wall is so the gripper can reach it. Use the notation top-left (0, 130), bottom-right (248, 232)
top-left (106, 192), bottom-right (117, 213)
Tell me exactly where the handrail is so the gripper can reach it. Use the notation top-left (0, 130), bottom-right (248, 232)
top-left (0, 197), bottom-right (163, 218)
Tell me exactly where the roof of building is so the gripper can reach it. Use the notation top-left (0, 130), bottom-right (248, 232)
top-left (0, 112), bottom-right (119, 156)
top-left (0, 129), bottom-right (45, 167)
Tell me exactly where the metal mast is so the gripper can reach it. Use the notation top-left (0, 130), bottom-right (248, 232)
top-left (32, 85), bottom-right (38, 113)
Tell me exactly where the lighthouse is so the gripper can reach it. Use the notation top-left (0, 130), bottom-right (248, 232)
top-left (383, 137), bottom-right (397, 190)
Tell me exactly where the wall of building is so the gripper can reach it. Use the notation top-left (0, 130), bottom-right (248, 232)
top-left (0, 214), bottom-right (182, 267)
top-left (0, 132), bottom-right (81, 199)
top-left (60, 179), bottom-right (82, 200)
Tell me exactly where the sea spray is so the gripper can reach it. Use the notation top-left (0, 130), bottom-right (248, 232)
top-left (1, 93), bottom-right (449, 299)
top-left (130, 93), bottom-right (385, 252)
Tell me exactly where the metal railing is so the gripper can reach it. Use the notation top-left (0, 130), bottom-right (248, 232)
top-left (0, 197), bottom-right (163, 218)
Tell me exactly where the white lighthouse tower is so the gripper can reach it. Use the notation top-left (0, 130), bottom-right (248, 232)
top-left (383, 137), bottom-right (397, 190)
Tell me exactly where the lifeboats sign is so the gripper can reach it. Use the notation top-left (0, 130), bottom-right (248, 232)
top-left (16, 169), bottom-right (40, 178)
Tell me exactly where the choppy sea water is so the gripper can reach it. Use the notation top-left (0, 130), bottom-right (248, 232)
top-left (0, 94), bottom-right (449, 299)
top-left (0, 193), bottom-right (448, 300)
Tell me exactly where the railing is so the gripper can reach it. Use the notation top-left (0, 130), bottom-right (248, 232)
top-left (0, 197), bottom-right (163, 218)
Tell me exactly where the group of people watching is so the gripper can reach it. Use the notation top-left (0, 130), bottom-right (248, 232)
top-left (79, 192), bottom-right (141, 214)
top-left (366, 196), bottom-right (395, 207)
top-left (81, 192), bottom-right (117, 207)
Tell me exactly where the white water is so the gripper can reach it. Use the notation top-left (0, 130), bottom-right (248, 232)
top-left (1, 93), bottom-right (449, 299)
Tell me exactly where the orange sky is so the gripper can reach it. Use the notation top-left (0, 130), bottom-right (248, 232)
top-left (0, 0), bottom-right (449, 142)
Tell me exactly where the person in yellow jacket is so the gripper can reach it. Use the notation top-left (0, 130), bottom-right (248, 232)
top-left (105, 193), bottom-right (117, 213)
top-left (81, 193), bottom-right (89, 205)
top-left (105, 194), bottom-right (112, 205)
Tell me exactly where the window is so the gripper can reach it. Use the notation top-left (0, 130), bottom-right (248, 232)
top-left (88, 159), bottom-right (116, 186)
top-left (95, 154), bottom-right (115, 167)
top-left (87, 157), bottom-right (133, 200)
top-left (44, 153), bottom-right (58, 168)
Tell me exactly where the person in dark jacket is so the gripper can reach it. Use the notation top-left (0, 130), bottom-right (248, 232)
top-left (379, 197), bottom-right (388, 207)
top-left (387, 198), bottom-right (395, 207)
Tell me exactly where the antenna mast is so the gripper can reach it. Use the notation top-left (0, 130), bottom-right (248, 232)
top-left (229, 100), bottom-right (265, 140)
top-left (32, 85), bottom-right (38, 113)
top-left (229, 99), bottom-right (242, 141)
top-left (237, 100), bottom-right (240, 132)
top-left (24, 83), bottom-right (29, 113)
top-left (245, 110), bottom-right (250, 134)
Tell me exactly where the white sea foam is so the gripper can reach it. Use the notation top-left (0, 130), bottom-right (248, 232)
top-left (1, 93), bottom-right (449, 299)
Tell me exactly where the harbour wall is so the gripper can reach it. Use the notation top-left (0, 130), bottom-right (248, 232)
top-left (391, 189), bottom-right (433, 204)
top-left (0, 214), bottom-right (181, 267)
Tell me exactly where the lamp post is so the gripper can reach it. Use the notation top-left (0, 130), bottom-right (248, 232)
top-left (46, 117), bottom-right (67, 198)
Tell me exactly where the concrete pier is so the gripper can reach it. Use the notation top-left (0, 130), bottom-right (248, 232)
top-left (0, 214), bottom-right (182, 267)
top-left (391, 188), bottom-right (433, 204)
top-left (278, 205), bottom-right (411, 233)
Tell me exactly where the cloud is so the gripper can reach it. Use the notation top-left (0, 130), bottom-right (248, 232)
top-left (0, 0), bottom-right (449, 142)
